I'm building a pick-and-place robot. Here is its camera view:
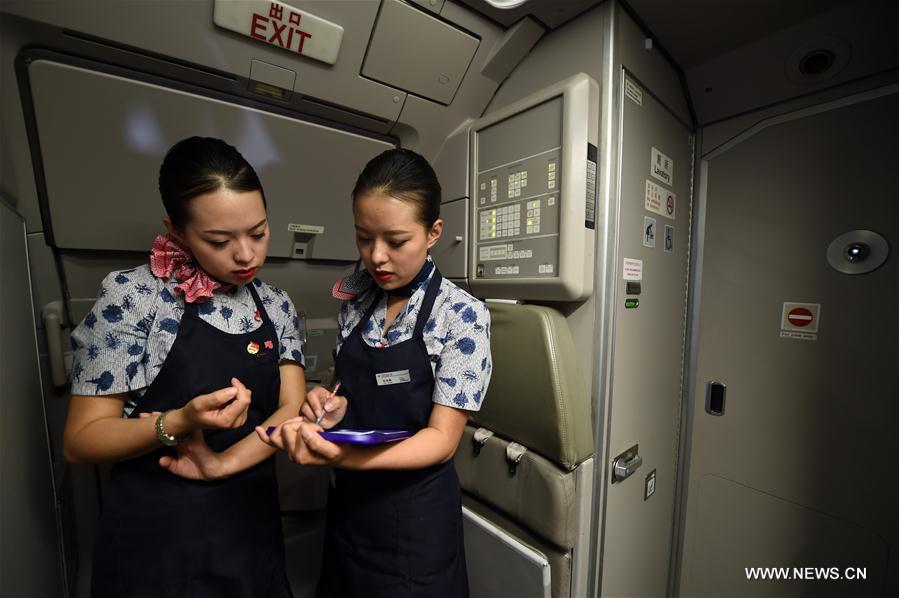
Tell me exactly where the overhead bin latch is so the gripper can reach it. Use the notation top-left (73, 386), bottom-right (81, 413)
top-left (505, 442), bottom-right (528, 476)
top-left (287, 223), bottom-right (324, 260)
top-left (472, 427), bottom-right (493, 456)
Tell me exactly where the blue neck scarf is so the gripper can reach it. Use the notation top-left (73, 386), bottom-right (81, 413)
top-left (385, 258), bottom-right (434, 297)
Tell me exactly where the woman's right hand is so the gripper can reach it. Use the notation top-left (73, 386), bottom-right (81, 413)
top-left (171, 377), bottom-right (252, 434)
top-left (300, 385), bottom-right (347, 429)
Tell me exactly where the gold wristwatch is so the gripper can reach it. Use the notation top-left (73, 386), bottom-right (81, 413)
top-left (155, 411), bottom-right (179, 446)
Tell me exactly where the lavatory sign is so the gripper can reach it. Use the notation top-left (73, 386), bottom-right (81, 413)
top-left (214, 0), bottom-right (344, 65)
top-left (650, 147), bottom-right (673, 186)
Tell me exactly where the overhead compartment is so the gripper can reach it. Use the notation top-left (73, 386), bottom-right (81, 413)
top-left (26, 58), bottom-right (394, 260)
top-left (362, 0), bottom-right (479, 105)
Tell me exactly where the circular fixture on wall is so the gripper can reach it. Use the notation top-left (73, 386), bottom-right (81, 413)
top-left (826, 230), bottom-right (890, 275)
top-left (799, 49), bottom-right (835, 75)
top-left (786, 36), bottom-right (851, 85)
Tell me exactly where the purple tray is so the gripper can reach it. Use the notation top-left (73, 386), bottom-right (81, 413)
top-left (319, 429), bottom-right (413, 445)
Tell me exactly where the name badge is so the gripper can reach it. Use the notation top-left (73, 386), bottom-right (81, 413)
top-left (375, 369), bottom-right (411, 386)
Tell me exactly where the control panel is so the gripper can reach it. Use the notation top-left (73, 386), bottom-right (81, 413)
top-left (469, 74), bottom-right (598, 301)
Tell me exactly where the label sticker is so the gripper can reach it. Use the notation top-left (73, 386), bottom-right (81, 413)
top-left (644, 469), bottom-right (657, 501)
top-left (664, 191), bottom-right (676, 220)
top-left (585, 143), bottom-right (597, 229)
top-left (625, 79), bottom-right (643, 106)
top-left (643, 216), bottom-right (656, 248)
top-left (644, 180), bottom-right (663, 216)
top-left (623, 258), bottom-right (643, 281)
top-left (288, 223), bottom-right (325, 234)
top-left (664, 224), bottom-right (675, 253)
top-left (779, 330), bottom-right (817, 341)
top-left (650, 147), bottom-right (673, 186)
top-left (375, 369), bottom-right (412, 386)
top-left (780, 302), bottom-right (820, 336)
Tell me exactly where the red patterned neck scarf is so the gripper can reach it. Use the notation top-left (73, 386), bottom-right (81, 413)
top-left (149, 234), bottom-right (221, 303)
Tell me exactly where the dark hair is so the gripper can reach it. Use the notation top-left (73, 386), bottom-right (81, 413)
top-left (351, 148), bottom-right (441, 227)
top-left (158, 136), bottom-right (266, 228)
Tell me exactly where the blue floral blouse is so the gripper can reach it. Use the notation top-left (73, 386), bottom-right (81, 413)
top-left (70, 264), bottom-right (304, 416)
top-left (335, 270), bottom-right (491, 412)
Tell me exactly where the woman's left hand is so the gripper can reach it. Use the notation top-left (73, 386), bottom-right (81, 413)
top-left (257, 417), bottom-right (343, 465)
top-left (138, 410), bottom-right (224, 480)
top-left (158, 428), bottom-right (230, 480)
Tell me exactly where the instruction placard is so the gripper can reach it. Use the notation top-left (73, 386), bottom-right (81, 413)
top-left (645, 180), bottom-right (675, 220)
top-left (643, 216), bottom-right (656, 248)
top-left (623, 258), bottom-right (643, 281)
top-left (664, 224), bottom-right (675, 253)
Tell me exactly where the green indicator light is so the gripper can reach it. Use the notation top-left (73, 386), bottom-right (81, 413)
top-left (625, 298), bottom-right (640, 309)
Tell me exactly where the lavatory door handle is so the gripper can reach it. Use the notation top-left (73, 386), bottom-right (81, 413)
top-left (611, 444), bottom-right (642, 483)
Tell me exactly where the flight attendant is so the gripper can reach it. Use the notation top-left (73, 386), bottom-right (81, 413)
top-left (63, 137), bottom-right (304, 598)
top-left (262, 148), bottom-right (492, 597)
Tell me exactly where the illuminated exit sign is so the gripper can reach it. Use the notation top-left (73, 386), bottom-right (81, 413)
top-left (214, 0), bottom-right (344, 65)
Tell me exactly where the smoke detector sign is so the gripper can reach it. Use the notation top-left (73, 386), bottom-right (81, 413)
top-left (780, 302), bottom-right (820, 341)
top-left (645, 180), bottom-right (676, 220)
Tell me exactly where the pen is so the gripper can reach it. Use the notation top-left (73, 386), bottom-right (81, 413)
top-left (316, 381), bottom-right (341, 426)
top-left (266, 381), bottom-right (341, 435)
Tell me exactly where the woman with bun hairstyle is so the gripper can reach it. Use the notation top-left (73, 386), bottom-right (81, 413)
top-left (64, 136), bottom-right (304, 597)
top-left (263, 148), bottom-right (492, 597)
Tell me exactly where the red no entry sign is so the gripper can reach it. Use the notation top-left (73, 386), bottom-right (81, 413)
top-left (787, 307), bottom-right (813, 327)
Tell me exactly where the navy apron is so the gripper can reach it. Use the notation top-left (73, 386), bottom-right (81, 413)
top-left (316, 269), bottom-right (469, 598)
top-left (92, 283), bottom-right (292, 598)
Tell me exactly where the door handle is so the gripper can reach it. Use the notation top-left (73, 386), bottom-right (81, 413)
top-left (706, 381), bottom-right (726, 416)
top-left (611, 444), bottom-right (642, 483)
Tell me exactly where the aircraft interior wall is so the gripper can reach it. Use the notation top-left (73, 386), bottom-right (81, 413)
top-left (482, 3), bottom-right (695, 596)
top-left (678, 80), bottom-right (899, 598)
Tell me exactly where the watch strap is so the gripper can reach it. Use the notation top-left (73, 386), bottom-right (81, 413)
top-left (155, 411), bottom-right (179, 446)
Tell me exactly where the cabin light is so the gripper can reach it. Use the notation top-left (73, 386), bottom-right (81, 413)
top-left (484, 0), bottom-right (529, 9)
top-left (844, 242), bottom-right (870, 263)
